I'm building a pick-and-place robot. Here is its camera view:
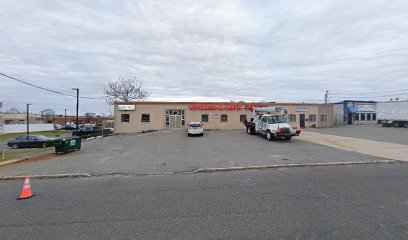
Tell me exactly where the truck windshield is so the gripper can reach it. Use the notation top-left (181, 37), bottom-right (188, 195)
top-left (267, 115), bottom-right (285, 124)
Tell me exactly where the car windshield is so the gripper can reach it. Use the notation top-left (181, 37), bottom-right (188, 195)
top-left (267, 115), bottom-right (286, 124)
top-left (32, 135), bottom-right (48, 140)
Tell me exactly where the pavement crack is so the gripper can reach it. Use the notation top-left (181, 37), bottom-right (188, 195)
top-left (276, 168), bottom-right (401, 240)
top-left (0, 208), bottom-right (280, 229)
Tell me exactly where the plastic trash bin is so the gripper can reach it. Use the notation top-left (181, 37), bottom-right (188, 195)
top-left (54, 137), bottom-right (81, 154)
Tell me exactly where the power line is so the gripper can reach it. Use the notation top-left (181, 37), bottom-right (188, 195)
top-left (332, 92), bottom-right (407, 99)
top-left (332, 88), bottom-right (408, 96)
top-left (0, 72), bottom-right (102, 100)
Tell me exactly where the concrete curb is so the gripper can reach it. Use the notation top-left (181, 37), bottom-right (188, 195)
top-left (192, 160), bottom-right (403, 173)
top-left (0, 160), bottom-right (403, 180)
top-left (0, 173), bottom-right (92, 180)
top-left (0, 158), bottom-right (26, 167)
top-left (0, 148), bottom-right (54, 168)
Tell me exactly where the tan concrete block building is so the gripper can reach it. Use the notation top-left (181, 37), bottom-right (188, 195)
top-left (0, 113), bottom-right (37, 124)
top-left (114, 102), bottom-right (334, 133)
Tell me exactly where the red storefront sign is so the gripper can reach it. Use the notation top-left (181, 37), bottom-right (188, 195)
top-left (189, 105), bottom-right (269, 111)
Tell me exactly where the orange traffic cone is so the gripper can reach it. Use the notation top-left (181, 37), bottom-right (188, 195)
top-left (17, 176), bottom-right (34, 200)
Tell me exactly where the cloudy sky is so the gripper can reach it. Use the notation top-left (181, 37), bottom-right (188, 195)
top-left (1, 0), bottom-right (407, 115)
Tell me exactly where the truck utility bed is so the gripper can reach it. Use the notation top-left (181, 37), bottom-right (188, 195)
top-left (243, 107), bottom-right (300, 141)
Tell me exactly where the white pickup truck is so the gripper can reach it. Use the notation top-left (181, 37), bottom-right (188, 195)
top-left (244, 107), bottom-right (301, 141)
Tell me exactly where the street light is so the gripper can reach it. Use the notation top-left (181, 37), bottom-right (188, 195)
top-left (64, 109), bottom-right (68, 126)
top-left (26, 104), bottom-right (32, 136)
top-left (72, 88), bottom-right (79, 131)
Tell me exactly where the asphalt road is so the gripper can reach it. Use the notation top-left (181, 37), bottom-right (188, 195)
top-left (1, 163), bottom-right (407, 240)
top-left (0, 130), bottom-right (384, 177)
top-left (307, 125), bottom-right (408, 145)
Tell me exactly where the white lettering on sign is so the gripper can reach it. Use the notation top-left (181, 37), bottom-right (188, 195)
top-left (356, 104), bottom-right (375, 112)
top-left (210, 113), bottom-right (219, 122)
top-left (118, 105), bottom-right (136, 111)
top-left (295, 107), bottom-right (309, 112)
top-left (70, 139), bottom-right (76, 146)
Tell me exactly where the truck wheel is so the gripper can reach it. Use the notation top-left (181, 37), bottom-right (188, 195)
top-left (246, 127), bottom-right (253, 135)
top-left (382, 122), bottom-right (391, 127)
top-left (266, 131), bottom-right (273, 141)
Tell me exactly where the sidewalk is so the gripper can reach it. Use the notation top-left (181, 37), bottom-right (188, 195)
top-left (298, 131), bottom-right (408, 162)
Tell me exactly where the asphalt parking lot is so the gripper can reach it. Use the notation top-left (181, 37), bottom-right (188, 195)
top-left (308, 125), bottom-right (408, 145)
top-left (1, 127), bottom-right (407, 239)
top-left (0, 129), bottom-right (386, 177)
top-left (1, 163), bottom-right (407, 240)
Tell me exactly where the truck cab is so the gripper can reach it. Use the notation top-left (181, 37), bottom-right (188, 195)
top-left (257, 114), bottom-right (294, 139)
top-left (245, 107), bottom-right (301, 141)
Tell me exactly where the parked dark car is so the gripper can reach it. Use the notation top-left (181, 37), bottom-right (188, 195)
top-left (62, 124), bottom-right (77, 130)
top-left (72, 126), bottom-right (103, 137)
top-left (7, 135), bottom-right (56, 149)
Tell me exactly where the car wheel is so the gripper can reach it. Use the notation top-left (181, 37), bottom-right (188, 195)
top-left (41, 142), bottom-right (48, 148)
top-left (201, 133), bottom-right (204, 136)
top-left (188, 133), bottom-right (191, 137)
top-left (392, 121), bottom-right (402, 127)
top-left (285, 136), bottom-right (292, 140)
top-left (266, 131), bottom-right (273, 141)
top-left (11, 143), bottom-right (19, 149)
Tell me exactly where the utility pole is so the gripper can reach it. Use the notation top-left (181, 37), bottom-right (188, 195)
top-left (26, 104), bottom-right (31, 136)
top-left (324, 90), bottom-right (329, 104)
top-left (72, 88), bottom-right (79, 131)
top-left (64, 109), bottom-right (67, 126)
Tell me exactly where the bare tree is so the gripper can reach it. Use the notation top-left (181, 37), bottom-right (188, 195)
top-left (104, 76), bottom-right (150, 105)
top-left (84, 112), bottom-right (96, 122)
top-left (41, 109), bottom-right (55, 117)
top-left (41, 109), bottom-right (55, 123)
top-left (84, 112), bottom-right (96, 118)
top-left (5, 107), bottom-right (21, 114)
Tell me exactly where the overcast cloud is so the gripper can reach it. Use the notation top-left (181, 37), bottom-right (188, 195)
top-left (1, 0), bottom-right (408, 115)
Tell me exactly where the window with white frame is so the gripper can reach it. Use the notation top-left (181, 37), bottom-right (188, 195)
top-left (288, 114), bottom-right (296, 122)
top-left (141, 114), bottom-right (150, 123)
top-left (320, 115), bottom-right (328, 122)
top-left (121, 114), bottom-right (130, 122)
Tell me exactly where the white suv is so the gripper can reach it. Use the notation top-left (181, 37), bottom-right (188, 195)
top-left (187, 122), bottom-right (204, 136)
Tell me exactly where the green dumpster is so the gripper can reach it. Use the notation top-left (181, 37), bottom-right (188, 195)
top-left (54, 137), bottom-right (81, 154)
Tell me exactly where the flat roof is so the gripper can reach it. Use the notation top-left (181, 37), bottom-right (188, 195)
top-left (114, 101), bottom-right (333, 106)
top-left (335, 100), bottom-right (377, 104)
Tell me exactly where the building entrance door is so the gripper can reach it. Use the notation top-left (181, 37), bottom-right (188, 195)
top-left (169, 115), bottom-right (182, 128)
top-left (299, 114), bottom-right (305, 128)
top-left (347, 113), bottom-right (353, 125)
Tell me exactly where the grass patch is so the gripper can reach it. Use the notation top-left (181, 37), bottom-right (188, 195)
top-left (0, 148), bottom-right (49, 162)
top-left (0, 130), bottom-right (71, 141)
